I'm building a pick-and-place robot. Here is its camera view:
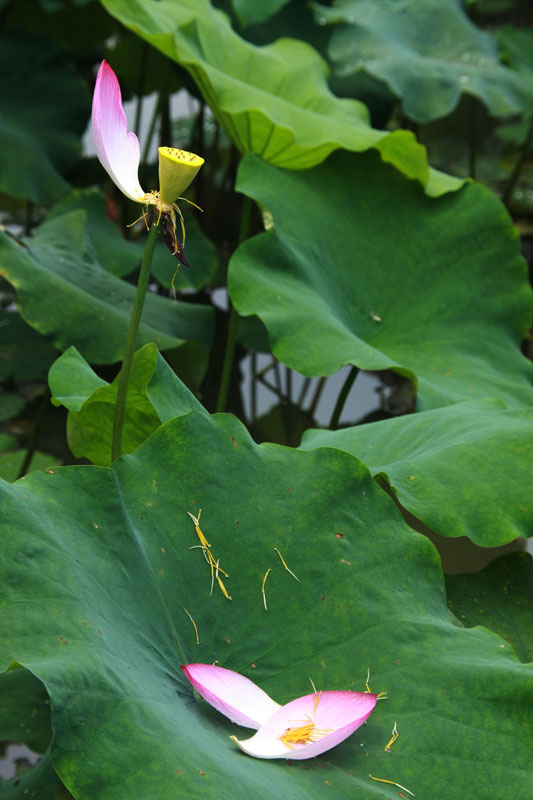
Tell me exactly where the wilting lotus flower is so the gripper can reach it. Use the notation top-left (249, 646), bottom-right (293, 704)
top-left (181, 663), bottom-right (377, 760)
top-left (91, 60), bottom-right (204, 262)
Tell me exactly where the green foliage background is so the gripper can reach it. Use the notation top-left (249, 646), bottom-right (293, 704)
top-left (0, 0), bottom-right (531, 798)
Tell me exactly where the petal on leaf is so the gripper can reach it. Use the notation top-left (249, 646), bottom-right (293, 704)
top-left (231, 690), bottom-right (377, 760)
top-left (181, 663), bottom-right (281, 730)
top-left (91, 60), bottom-right (146, 203)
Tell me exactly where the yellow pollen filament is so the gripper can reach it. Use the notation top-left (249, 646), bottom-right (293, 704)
top-left (273, 547), bottom-right (300, 582)
top-left (183, 607), bottom-right (199, 644)
top-left (126, 207), bottom-right (149, 231)
top-left (187, 510), bottom-right (230, 599)
top-left (187, 510), bottom-right (210, 547)
top-left (216, 560), bottom-right (232, 600)
top-left (364, 670), bottom-right (387, 699)
top-left (262, 568), bottom-right (271, 610)
top-left (280, 721), bottom-right (334, 750)
top-left (369, 775), bottom-right (414, 796)
top-left (384, 721), bottom-right (399, 751)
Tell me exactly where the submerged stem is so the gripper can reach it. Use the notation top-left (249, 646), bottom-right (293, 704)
top-left (111, 220), bottom-right (160, 461)
top-left (216, 196), bottom-right (253, 412)
top-left (17, 388), bottom-right (50, 480)
top-left (503, 115), bottom-right (533, 208)
top-left (329, 366), bottom-right (359, 430)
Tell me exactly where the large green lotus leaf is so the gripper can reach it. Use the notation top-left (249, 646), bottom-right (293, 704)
top-left (0, 668), bottom-right (62, 799)
top-left (46, 191), bottom-right (143, 279)
top-left (49, 343), bottom-right (205, 465)
top-left (229, 152), bottom-right (533, 410)
top-left (0, 667), bottom-right (51, 753)
top-left (301, 398), bottom-right (533, 546)
top-left (498, 25), bottom-right (533, 74)
top-left (313, 0), bottom-right (533, 123)
top-left (0, 394), bottom-right (25, 423)
top-left (229, 0), bottom-right (291, 27)
top-left (48, 190), bottom-right (218, 289)
top-left (100, 0), bottom-right (462, 196)
top-left (0, 749), bottom-right (67, 800)
top-left (446, 552), bottom-right (533, 664)
top-left (0, 312), bottom-right (57, 382)
top-left (0, 31), bottom-right (89, 205)
top-left (1, 411), bottom-right (532, 799)
top-left (0, 449), bottom-right (60, 483)
top-left (0, 212), bottom-right (213, 365)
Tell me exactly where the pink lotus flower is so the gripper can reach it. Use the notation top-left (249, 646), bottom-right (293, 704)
top-left (181, 663), bottom-right (377, 760)
top-left (91, 60), bottom-right (203, 258)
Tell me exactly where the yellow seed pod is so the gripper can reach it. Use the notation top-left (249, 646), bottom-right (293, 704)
top-left (158, 147), bottom-right (204, 206)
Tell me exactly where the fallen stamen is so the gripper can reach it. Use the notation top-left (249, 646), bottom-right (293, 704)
top-left (262, 568), bottom-right (271, 610)
top-left (273, 547), bottom-right (300, 582)
top-left (369, 775), bottom-right (414, 796)
top-left (183, 607), bottom-right (199, 644)
top-left (384, 721), bottom-right (399, 751)
top-left (187, 510), bottom-right (230, 598)
top-left (280, 721), bottom-right (334, 750)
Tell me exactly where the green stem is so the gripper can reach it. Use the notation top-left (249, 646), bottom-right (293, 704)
top-left (308, 377), bottom-right (326, 417)
top-left (215, 196), bottom-right (253, 412)
top-left (329, 366), bottom-right (359, 430)
top-left (468, 98), bottom-right (477, 180)
top-left (111, 221), bottom-right (160, 461)
top-left (297, 376), bottom-right (311, 407)
top-left (141, 94), bottom-right (162, 166)
top-left (250, 351), bottom-right (257, 422)
top-left (17, 387), bottom-right (50, 480)
top-left (285, 365), bottom-right (292, 404)
top-left (503, 115), bottom-right (533, 208)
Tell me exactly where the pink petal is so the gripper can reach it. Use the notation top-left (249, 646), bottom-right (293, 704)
top-left (91, 60), bottom-right (146, 203)
top-left (181, 664), bottom-right (281, 729)
top-left (231, 690), bottom-right (377, 759)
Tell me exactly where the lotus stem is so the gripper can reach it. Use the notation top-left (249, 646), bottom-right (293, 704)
top-left (329, 366), bottom-right (359, 430)
top-left (216, 195), bottom-right (253, 412)
top-left (111, 220), bottom-right (160, 461)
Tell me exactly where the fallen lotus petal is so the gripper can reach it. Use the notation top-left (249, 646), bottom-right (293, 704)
top-left (231, 690), bottom-right (377, 760)
top-left (181, 663), bottom-right (281, 729)
top-left (91, 60), bottom-right (146, 203)
top-left (181, 663), bottom-right (377, 759)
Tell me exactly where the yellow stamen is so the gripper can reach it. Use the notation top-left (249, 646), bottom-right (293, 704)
top-left (178, 196), bottom-right (203, 212)
top-left (384, 721), bottom-right (399, 751)
top-left (183, 607), bottom-right (199, 644)
top-left (273, 547), bottom-right (300, 582)
top-left (365, 668), bottom-right (371, 693)
top-left (369, 775), bottom-right (414, 796)
top-left (308, 678), bottom-right (321, 713)
top-left (187, 509), bottom-right (210, 547)
top-left (216, 560), bottom-right (232, 600)
top-left (187, 510), bottom-right (230, 599)
top-left (280, 721), bottom-right (333, 750)
top-left (126, 208), bottom-right (149, 230)
top-left (262, 568), bottom-right (271, 610)
top-left (210, 558), bottom-right (216, 596)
